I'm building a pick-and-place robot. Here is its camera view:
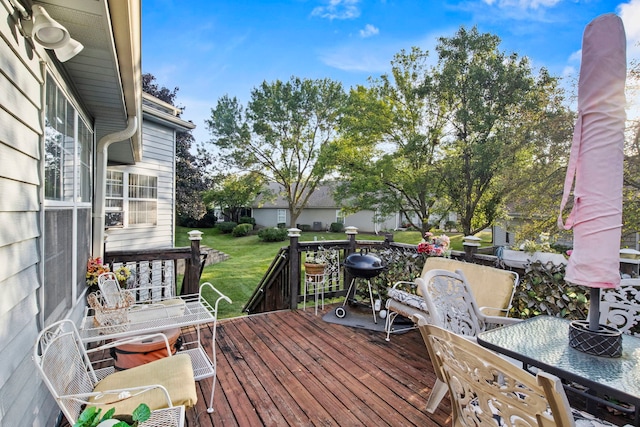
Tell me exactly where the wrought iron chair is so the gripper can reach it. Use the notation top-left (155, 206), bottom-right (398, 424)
top-left (419, 323), bottom-right (625, 427)
top-left (33, 319), bottom-right (194, 426)
top-left (416, 269), bottom-right (521, 413)
top-left (600, 278), bottom-right (640, 336)
top-left (385, 257), bottom-right (518, 341)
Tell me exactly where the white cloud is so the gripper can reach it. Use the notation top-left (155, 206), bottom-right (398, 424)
top-left (480, 0), bottom-right (560, 9)
top-left (320, 47), bottom-right (389, 72)
top-left (359, 24), bottom-right (379, 38)
top-left (311, 0), bottom-right (361, 20)
top-left (618, 0), bottom-right (640, 58)
top-left (568, 49), bottom-right (581, 63)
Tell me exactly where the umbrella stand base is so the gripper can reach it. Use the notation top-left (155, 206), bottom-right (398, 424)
top-left (569, 320), bottom-right (622, 358)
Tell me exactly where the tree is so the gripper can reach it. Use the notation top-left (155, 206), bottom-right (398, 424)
top-left (206, 77), bottom-right (347, 227)
top-left (435, 27), bottom-right (567, 236)
top-left (142, 73), bottom-right (210, 224)
top-left (622, 51), bottom-right (640, 238)
top-left (142, 73), bottom-right (178, 105)
top-left (335, 47), bottom-right (449, 234)
top-left (203, 172), bottom-right (265, 223)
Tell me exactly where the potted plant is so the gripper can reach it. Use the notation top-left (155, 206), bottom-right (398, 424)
top-left (86, 258), bottom-right (132, 290)
top-left (304, 247), bottom-right (328, 276)
top-left (500, 233), bottom-right (568, 269)
top-left (86, 257), bottom-right (110, 295)
top-left (74, 403), bottom-right (150, 427)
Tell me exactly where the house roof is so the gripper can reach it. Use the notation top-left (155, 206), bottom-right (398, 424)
top-left (32, 0), bottom-right (142, 164)
top-left (142, 93), bottom-right (196, 132)
top-left (253, 182), bottom-right (339, 209)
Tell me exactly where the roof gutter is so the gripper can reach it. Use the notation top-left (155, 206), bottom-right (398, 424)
top-left (92, 116), bottom-right (138, 257)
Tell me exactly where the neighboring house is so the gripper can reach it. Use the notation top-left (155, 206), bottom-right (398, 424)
top-left (252, 183), bottom-right (399, 233)
top-left (104, 93), bottom-right (195, 252)
top-left (0, 1), bottom-right (153, 425)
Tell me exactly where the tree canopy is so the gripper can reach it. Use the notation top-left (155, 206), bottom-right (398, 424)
top-left (335, 47), bottom-right (448, 234)
top-left (335, 27), bottom-right (572, 236)
top-left (205, 77), bottom-right (347, 227)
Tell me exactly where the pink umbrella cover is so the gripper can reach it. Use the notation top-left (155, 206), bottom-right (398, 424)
top-left (558, 13), bottom-right (626, 289)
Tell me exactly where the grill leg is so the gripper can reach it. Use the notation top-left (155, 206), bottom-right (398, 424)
top-left (366, 280), bottom-right (377, 324)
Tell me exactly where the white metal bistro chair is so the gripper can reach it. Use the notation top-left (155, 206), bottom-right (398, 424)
top-left (33, 319), bottom-right (193, 426)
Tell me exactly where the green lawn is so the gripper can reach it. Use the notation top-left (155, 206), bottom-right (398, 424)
top-left (175, 226), bottom-right (492, 319)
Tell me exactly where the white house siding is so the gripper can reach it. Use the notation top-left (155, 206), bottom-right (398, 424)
top-left (252, 208), bottom-right (279, 228)
top-left (253, 207), bottom-right (398, 233)
top-left (295, 208), bottom-right (339, 231)
top-left (343, 210), bottom-right (397, 233)
top-left (105, 120), bottom-right (176, 251)
top-left (0, 2), bottom-right (59, 425)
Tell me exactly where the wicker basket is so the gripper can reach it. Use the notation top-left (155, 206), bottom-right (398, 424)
top-left (88, 290), bottom-right (134, 334)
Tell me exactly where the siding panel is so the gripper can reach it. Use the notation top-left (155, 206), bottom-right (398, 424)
top-left (0, 211), bottom-right (39, 246)
top-left (0, 232), bottom-right (39, 283)
top-left (0, 72), bottom-right (41, 131)
top-left (0, 177), bottom-right (38, 211)
top-left (0, 143), bottom-right (40, 184)
top-left (0, 107), bottom-right (41, 158)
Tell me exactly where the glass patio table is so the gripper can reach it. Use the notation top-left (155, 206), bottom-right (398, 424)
top-left (477, 315), bottom-right (640, 425)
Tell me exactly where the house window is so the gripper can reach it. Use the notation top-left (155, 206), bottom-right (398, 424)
top-left (129, 174), bottom-right (157, 225)
top-left (336, 210), bottom-right (345, 224)
top-left (43, 73), bottom-right (93, 323)
top-left (105, 172), bottom-right (158, 227)
top-left (277, 209), bottom-right (287, 225)
top-left (105, 171), bottom-right (124, 227)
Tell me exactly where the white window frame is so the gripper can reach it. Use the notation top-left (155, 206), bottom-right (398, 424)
top-left (105, 171), bottom-right (158, 228)
top-left (277, 209), bottom-right (287, 225)
top-left (43, 72), bottom-right (93, 323)
top-left (128, 173), bottom-right (158, 226)
top-left (336, 209), bottom-right (345, 224)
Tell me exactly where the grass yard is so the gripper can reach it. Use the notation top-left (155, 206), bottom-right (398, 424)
top-left (175, 226), bottom-right (492, 319)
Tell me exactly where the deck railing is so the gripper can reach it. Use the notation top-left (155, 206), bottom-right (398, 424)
top-left (244, 227), bottom-right (500, 315)
top-left (104, 232), bottom-right (207, 298)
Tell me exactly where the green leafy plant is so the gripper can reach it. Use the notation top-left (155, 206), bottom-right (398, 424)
top-left (74, 403), bottom-right (151, 427)
top-left (216, 221), bottom-right (238, 234)
top-left (519, 232), bottom-right (554, 255)
top-left (510, 261), bottom-right (588, 320)
top-left (257, 227), bottom-right (288, 242)
top-left (232, 223), bottom-right (253, 237)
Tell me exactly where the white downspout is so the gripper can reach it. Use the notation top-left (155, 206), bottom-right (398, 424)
top-left (92, 116), bottom-right (138, 258)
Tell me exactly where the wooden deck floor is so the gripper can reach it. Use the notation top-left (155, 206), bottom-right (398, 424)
top-left (67, 305), bottom-right (630, 427)
top-left (190, 305), bottom-right (451, 427)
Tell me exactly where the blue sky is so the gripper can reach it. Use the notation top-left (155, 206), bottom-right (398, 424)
top-left (142, 0), bottom-right (640, 144)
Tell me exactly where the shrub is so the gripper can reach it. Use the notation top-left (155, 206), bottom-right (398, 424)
top-left (239, 216), bottom-right (256, 226)
top-left (258, 227), bottom-right (288, 242)
top-left (197, 209), bottom-right (218, 228)
top-left (298, 224), bottom-right (311, 232)
top-left (330, 222), bottom-right (344, 232)
top-left (232, 223), bottom-right (253, 237)
top-left (217, 221), bottom-right (238, 234)
top-left (277, 222), bottom-right (286, 229)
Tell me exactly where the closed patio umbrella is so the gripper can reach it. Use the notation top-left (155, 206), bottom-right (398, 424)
top-left (558, 13), bottom-right (626, 332)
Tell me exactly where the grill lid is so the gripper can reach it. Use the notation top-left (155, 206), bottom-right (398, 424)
top-left (344, 252), bottom-right (386, 278)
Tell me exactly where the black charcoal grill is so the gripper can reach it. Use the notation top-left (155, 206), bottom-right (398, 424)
top-left (336, 251), bottom-right (386, 323)
top-left (343, 252), bottom-right (386, 279)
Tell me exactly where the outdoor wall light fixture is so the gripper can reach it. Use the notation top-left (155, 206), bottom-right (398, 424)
top-left (19, 4), bottom-right (84, 62)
